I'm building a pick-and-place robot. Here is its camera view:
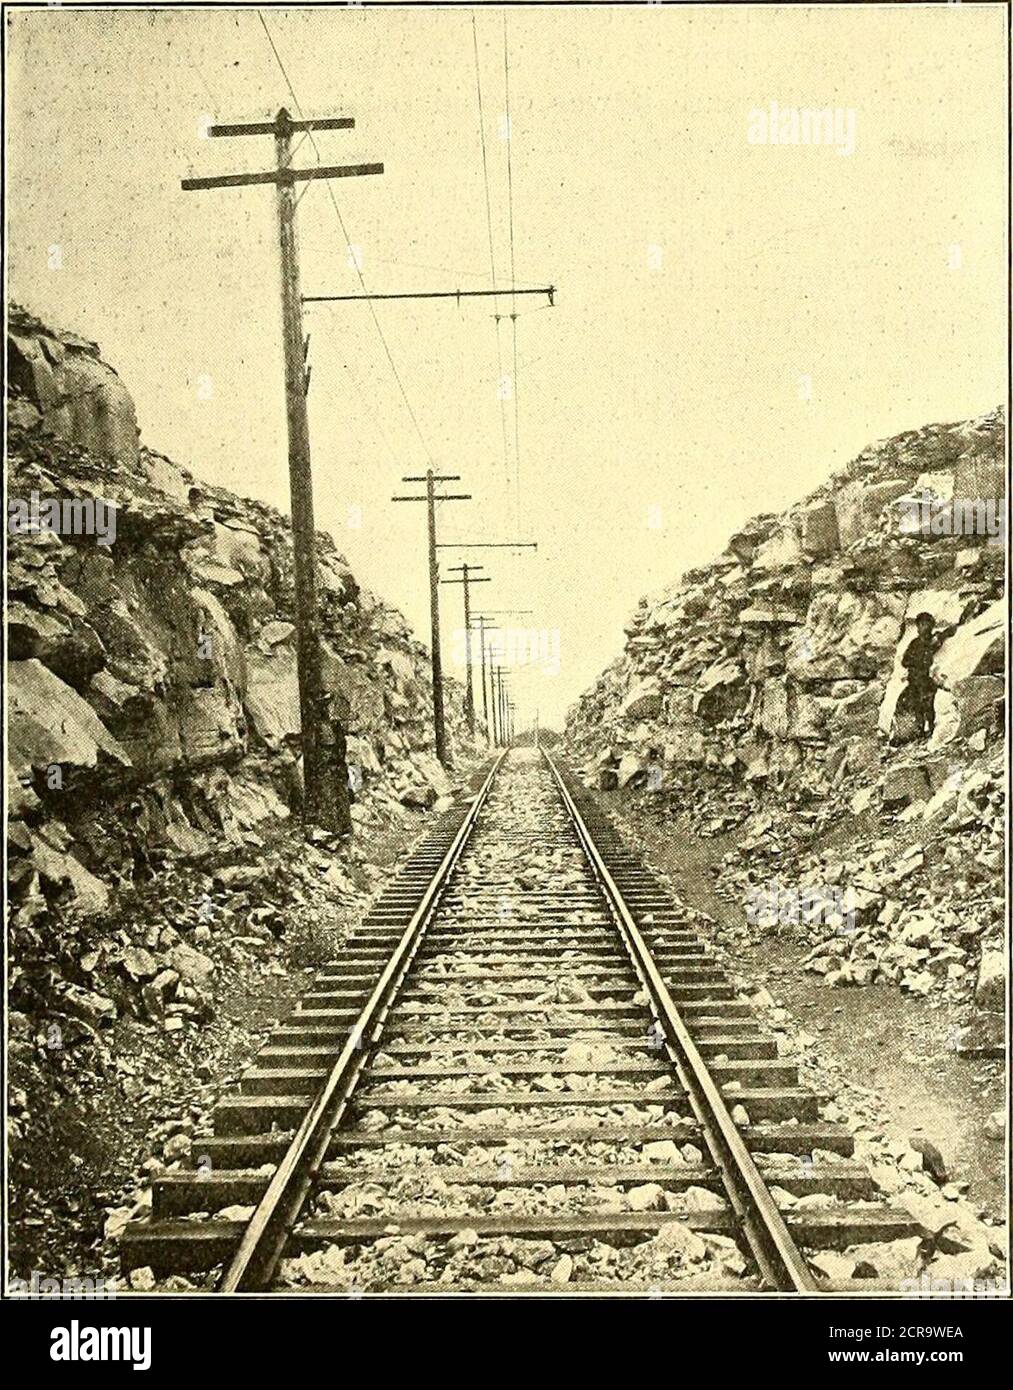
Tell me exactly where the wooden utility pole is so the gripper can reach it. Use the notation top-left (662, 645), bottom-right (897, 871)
top-left (436, 540), bottom-right (534, 743)
top-left (489, 665), bottom-right (502, 746)
top-left (441, 564), bottom-right (491, 735)
top-left (392, 472), bottom-right (471, 766)
top-left (471, 616), bottom-right (500, 746)
top-left (475, 609), bottom-right (532, 747)
top-left (493, 666), bottom-right (511, 747)
top-left (182, 108), bottom-right (382, 835)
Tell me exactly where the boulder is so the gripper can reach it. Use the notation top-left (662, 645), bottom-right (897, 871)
top-left (829, 683), bottom-right (882, 736)
top-left (846, 1236), bottom-right (923, 1282)
top-left (244, 645), bottom-right (301, 747)
top-left (733, 737), bottom-right (770, 780)
top-left (168, 943), bottom-right (216, 987)
top-left (323, 653), bottom-right (385, 732)
top-left (8, 319), bottom-right (139, 466)
top-left (664, 733), bottom-right (706, 765)
top-left (621, 678), bottom-right (663, 721)
top-left (28, 832), bottom-right (110, 916)
top-left (880, 763), bottom-right (931, 807)
top-left (377, 647), bottom-right (416, 688)
top-left (756, 678), bottom-right (823, 740)
top-left (751, 523), bottom-right (802, 570)
top-left (726, 514), bottom-right (779, 564)
top-left (8, 659), bottom-right (131, 780)
top-left (211, 521), bottom-right (270, 582)
top-left (121, 946), bottom-right (160, 981)
top-left (799, 499), bottom-right (840, 557)
top-left (904, 589), bottom-right (966, 629)
top-left (834, 478), bottom-right (911, 547)
top-left (975, 951), bottom-right (1005, 1010)
top-left (928, 676), bottom-right (1003, 748)
top-left (399, 754), bottom-right (452, 808)
top-left (617, 752), bottom-right (649, 788)
top-left (790, 591), bottom-right (904, 682)
top-left (6, 601), bottom-right (106, 689)
top-left (258, 620), bottom-right (295, 648)
top-left (954, 449), bottom-right (1004, 506)
top-left (57, 983), bottom-right (117, 1027)
top-left (932, 601), bottom-right (1005, 686)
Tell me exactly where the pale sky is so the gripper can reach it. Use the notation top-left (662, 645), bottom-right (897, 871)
top-left (6, 3), bottom-right (1008, 727)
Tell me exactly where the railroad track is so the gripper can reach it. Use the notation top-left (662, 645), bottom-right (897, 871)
top-left (120, 749), bottom-right (921, 1293)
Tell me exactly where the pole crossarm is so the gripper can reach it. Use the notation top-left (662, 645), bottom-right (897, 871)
top-left (392, 468), bottom-right (471, 766)
top-left (392, 494), bottom-right (472, 503)
top-left (304, 285), bottom-right (554, 305)
top-left (440, 577), bottom-right (491, 585)
top-left (435, 541), bottom-right (537, 550)
top-left (209, 116), bottom-right (356, 137)
top-left (181, 163), bottom-right (383, 192)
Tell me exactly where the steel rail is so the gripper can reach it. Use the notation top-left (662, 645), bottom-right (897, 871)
top-left (218, 752), bottom-right (506, 1291)
top-left (543, 750), bottom-right (818, 1292)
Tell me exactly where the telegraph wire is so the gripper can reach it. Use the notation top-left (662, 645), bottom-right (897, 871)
top-left (257, 9), bottom-right (436, 467)
top-left (472, 9), bottom-right (511, 481)
top-left (503, 12), bottom-right (522, 530)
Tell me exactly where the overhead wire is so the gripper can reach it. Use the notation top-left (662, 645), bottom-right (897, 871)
top-left (472, 9), bottom-right (511, 482)
top-left (503, 11), bottom-right (522, 531)
top-left (257, 8), bottom-right (435, 467)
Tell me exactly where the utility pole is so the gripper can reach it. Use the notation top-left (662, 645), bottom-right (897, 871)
top-left (182, 109), bottom-right (382, 835)
top-left (494, 667), bottom-right (511, 747)
top-left (437, 538), bottom-right (534, 742)
top-left (489, 665), bottom-right (503, 746)
top-left (534, 708), bottom-right (539, 748)
top-left (441, 564), bottom-right (491, 736)
top-left (470, 616), bottom-right (500, 746)
top-left (392, 472), bottom-right (471, 766)
top-left (497, 669), bottom-right (507, 747)
top-left (474, 609), bottom-right (532, 748)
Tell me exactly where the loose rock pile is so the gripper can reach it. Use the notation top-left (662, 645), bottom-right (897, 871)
top-left (566, 408), bottom-right (1005, 1024)
top-left (5, 303), bottom-right (480, 1279)
top-left (7, 304), bottom-right (480, 1048)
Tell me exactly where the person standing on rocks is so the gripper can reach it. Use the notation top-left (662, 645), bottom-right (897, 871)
top-left (900, 612), bottom-right (939, 738)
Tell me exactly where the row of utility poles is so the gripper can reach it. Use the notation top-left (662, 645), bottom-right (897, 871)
top-left (182, 106), bottom-right (552, 832)
top-left (473, 608), bottom-right (532, 748)
top-left (391, 471), bottom-right (535, 762)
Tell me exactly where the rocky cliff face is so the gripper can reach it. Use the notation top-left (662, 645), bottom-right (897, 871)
top-left (566, 408), bottom-right (1005, 1021)
top-left (6, 303), bottom-right (476, 1031)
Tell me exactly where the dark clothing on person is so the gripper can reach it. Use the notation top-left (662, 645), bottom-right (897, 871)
top-left (901, 632), bottom-right (937, 735)
top-left (902, 634), bottom-right (934, 683)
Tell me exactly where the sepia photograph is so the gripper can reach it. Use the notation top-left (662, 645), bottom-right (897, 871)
top-left (3, 0), bottom-right (1010, 1349)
